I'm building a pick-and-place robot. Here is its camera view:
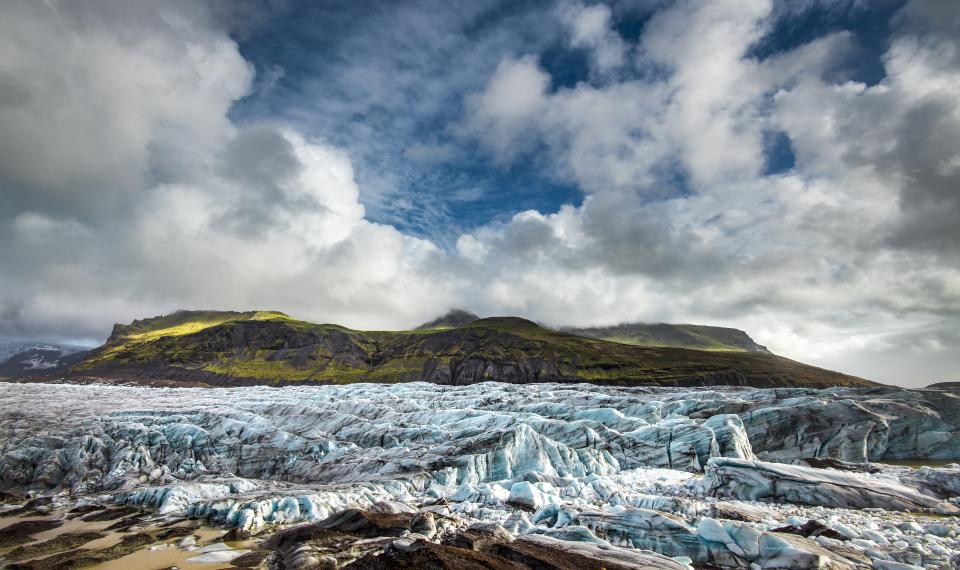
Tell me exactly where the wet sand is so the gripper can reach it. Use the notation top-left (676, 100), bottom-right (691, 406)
top-left (0, 505), bottom-right (257, 569)
top-left (88, 527), bottom-right (247, 570)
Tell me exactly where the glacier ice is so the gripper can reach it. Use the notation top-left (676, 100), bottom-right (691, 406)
top-left (703, 457), bottom-right (960, 514)
top-left (0, 381), bottom-right (958, 568)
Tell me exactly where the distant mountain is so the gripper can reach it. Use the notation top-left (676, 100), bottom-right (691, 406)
top-left (62, 309), bottom-right (871, 388)
top-left (566, 323), bottom-right (771, 353)
top-left (0, 343), bottom-right (90, 377)
top-left (0, 340), bottom-right (85, 362)
top-left (417, 311), bottom-right (769, 353)
top-left (416, 309), bottom-right (481, 330)
top-left (927, 382), bottom-right (960, 390)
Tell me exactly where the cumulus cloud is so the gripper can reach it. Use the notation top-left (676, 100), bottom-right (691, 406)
top-left (0, 0), bottom-right (454, 337)
top-left (560, 1), bottom-right (627, 74)
top-left (453, 0), bottom-right (960, 385)
top-left (0, 0), bottom-right (252, 220)
top-left (460, 56), bottom-right (550, 162)
top-left (0, 0), bottom-right (958, 387)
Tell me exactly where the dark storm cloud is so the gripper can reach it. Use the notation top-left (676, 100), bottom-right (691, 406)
top-left (0, 0), bottom-right (250, 222)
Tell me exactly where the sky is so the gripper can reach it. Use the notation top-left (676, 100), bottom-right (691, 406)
top-left (0, 0), bottom-right (958, 387)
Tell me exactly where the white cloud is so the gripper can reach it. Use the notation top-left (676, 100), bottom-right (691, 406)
top-left (0, 0), bottom-right (252, 218)
top-left (1, 0), bottom-right (959, 388)
top-left (451, 0), bottom-right (960, 386)
top-left (0, 0), bottom-right (455, 334)
top-left (561, 1), bottom-right (627, 74)
top-left (12, 212), bottom-right (89, 239)
top-left (460, 55), bottom-right (549, 161)
top-left (404, 142), bottom-right (459, 164)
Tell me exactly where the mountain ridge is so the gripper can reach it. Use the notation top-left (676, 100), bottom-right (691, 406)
top-left (0, 340), bottom-right (92, 377)
top-left (51, 309), bottom-right (873, 388)
top-left (0, 346), bottom-right (90, 377)
top-left (565, 322), bottom-right (771, 353)
top-left (415, 309), bottom-right (481, 330)
top-left (420, 309), bottom-right (771, 353)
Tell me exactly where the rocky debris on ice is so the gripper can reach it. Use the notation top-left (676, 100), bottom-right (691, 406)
top-left (261, 503), bottom-right (880, 569)
top-left (272, 508), bottom-right (691, 570)
top-left (703, 458), bottom-right (960, 514)
top-left (897, 464), bottom-right (960, 498)
top-left (496, 533), bottom-right (691, 569)
top-left (724, 388), bottom-right (960, 463)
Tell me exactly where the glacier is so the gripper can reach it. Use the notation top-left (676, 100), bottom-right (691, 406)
top-left (0, 381), bottom-right (958, 569)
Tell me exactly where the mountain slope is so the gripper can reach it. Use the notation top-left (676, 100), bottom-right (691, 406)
top-left (0, 340), bottom-right (92, 377)
top-left (65, 310), bottom-right (872, 388)
top-left (0, 340), bottom-right (90, 363)
top-left (419, 310), bottom-right (768, 353)
top-left (0, 346), bottom-right (90, 376)
top-left (565, 323), bottom-right (770, 353)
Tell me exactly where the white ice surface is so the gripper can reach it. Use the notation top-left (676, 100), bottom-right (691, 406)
top-left (0, 382), bottom-right (958, 568)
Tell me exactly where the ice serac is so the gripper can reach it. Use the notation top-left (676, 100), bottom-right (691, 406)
top-left (539, 507), bottom-right (872, 569)
top-left (901, 464), bottom-right (960, 498)
top-left (617, 413), bottom-right (755, 471)
top-left (735, 388), bottom-right (960, 463)
top-left (2, 384), bottom-right (959, 493)
top-left (703, 458), bottom-right (960, 514)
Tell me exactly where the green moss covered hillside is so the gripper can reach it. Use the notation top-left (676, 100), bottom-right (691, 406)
top-left (67, 310), bottom-right (873, 388)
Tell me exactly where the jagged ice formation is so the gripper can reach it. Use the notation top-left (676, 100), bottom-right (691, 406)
top-left (0, 382), bottom-right (958, 568)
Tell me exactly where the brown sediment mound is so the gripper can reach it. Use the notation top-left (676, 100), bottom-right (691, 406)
top-left (7, 532), bottom-right (155, 570)
top-left (0, 519), bottom-right (64, 548)
top-left (3, 532), bottom-right (105, 562)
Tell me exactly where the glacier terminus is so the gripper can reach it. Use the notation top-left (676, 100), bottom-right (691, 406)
top-left (0, 381), bottom-right (958, 569)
